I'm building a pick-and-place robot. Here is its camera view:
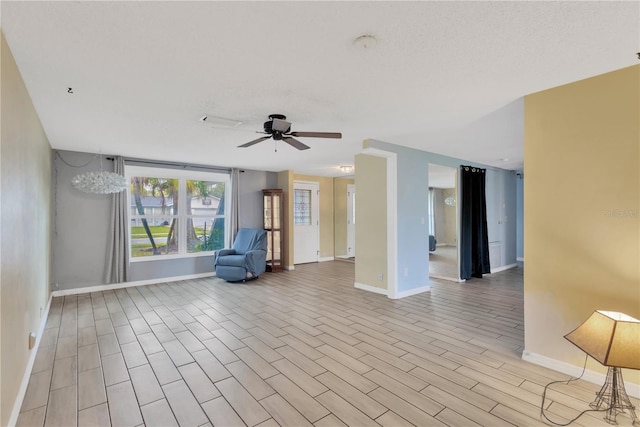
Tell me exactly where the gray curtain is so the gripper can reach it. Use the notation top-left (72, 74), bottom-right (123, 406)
top-left (105, 156), bottom-right (129, 283)
top-left (229, 168), bottom-right (240, 245)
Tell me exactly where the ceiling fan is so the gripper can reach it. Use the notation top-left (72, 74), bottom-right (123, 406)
top-left (238, 114), bottom-right (342, 150)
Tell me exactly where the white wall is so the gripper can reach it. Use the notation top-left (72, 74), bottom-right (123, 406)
top-left (1, 32), bottom-right (53, 426)
top-left (516, 171), bottom-right (524, 263)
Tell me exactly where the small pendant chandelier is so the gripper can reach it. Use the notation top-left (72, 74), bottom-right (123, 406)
top-left (71, 155), bottom-right (127, 194)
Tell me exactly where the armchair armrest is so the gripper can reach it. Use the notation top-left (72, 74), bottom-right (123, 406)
top-left (217, 249), bottom-right (236, 257)
top-left (244, 249), bottom-right (267, 276)
top-left (214, 248), bottom-right (237, 267)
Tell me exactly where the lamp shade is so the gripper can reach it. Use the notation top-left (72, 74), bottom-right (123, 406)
top-left (565, 311), bottom-right (640, 369)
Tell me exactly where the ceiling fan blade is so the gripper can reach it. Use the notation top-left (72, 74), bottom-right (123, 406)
top-left (238, 136), bottom-right (271, 148)
top-left (289, 131), bottom-right (342, 139)
top-left (282, 136), bottom-right (310, 150)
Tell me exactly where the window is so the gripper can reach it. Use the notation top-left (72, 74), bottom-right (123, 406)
top-left (127, 166), bottom-right (229, 261)
top-left (294, 189), bottom-right (312, 225)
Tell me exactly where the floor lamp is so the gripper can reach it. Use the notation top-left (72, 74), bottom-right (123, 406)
top-left (565, 311), bottom-right (640, 425)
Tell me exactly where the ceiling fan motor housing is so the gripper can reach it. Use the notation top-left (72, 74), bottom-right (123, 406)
top-left (264, 117), bottom-right (291, 134)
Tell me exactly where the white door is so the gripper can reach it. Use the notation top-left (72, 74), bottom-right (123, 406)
top-left (347, 184), bottom-right (356, 257)
top-left (294, 181), bottom-right (319, 264)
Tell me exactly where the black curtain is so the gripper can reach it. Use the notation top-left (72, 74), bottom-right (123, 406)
top-left (460, 165), bottom-right (491, 279)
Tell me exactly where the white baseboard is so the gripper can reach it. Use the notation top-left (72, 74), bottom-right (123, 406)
top-left (517, 257), bottom-right (524, 262)
top-left (354, 282), bottom-right (431, 299)
top-left (392, 285), bottom-right (431, 299)
top-left (284, 265), bottom-right (295, 271)
top-left (429, 274), bottom-right (465, 283)
top-left (354, 282), bottom-right (388, 296)
top-left (8, 293), bottom-right (53, 427)
top-left (490, 263), bottom-right (517, 274)
top-left (335, 255), bottom-right (351, 259)
top-left (51, 272), bottom-right (217, 297)
top-left (522, 351), bottom-right (640, 399)
top-left (318, 257), bottom-right (335, 262)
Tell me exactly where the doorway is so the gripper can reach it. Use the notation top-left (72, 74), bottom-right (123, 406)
top-left (293, 181), bottom-right (319, 264)
top-left (347, 184), bottom-right (356, 258)
top-left (428, 164), bottom-right (460, 281)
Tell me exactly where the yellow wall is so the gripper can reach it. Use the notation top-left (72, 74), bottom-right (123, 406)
top-left (524, 65), bottom-right (639, 385)
top-left (443, 188), bottom-right (457, 245)
top-left (334, 177), bottom-right (355, 258)
top-left (1, 32), bottom-right (53, 425)
top-left (293, 174), bottom-right (335, 259)
top-left (354, 154), bottom-right (387, 290)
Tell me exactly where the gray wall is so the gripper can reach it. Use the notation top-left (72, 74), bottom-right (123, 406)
top-left (238, 169), bottom-right (279, 229)
top-left (1, 32), bottom-right (53, 426)
top-left (53, 151), bottom-right (112, 288)
top-left (364, 139), bottom-right (518, 292)
top-left (485, 168), bottom-right (518, 267)
top-left (53, 150), bottom-right (277, 288)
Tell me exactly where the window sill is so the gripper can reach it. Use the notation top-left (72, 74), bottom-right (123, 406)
top-left (130, 251), bottom-right (216, 263)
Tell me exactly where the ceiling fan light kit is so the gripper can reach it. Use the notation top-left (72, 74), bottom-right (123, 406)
top-left (238, 114), bottom-right (342, 151)
top-left (270, 118), bottom-right (291, 133)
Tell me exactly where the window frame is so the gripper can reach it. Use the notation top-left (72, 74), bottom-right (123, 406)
top-left (126, 165), bottom-right (230, 262)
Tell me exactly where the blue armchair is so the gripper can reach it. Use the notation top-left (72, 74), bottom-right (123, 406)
top-left (214, 228), bottom-right (267, 282)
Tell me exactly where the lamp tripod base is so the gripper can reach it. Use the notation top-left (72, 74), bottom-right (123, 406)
top-left (590, 367), bottom-right (639, 425)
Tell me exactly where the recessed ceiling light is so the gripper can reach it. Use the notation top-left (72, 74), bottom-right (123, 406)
top-left (353, 34), bottom-right (377, 50)
top-left (340, 165), bottom-right (354, 174)
top-left (500, 158), bottom-right (510, 162)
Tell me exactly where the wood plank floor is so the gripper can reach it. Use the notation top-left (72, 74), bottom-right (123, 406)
top-left (17, 262), bottom-right (638, 426)
top-left (428, 246), bottom-right (458, 281)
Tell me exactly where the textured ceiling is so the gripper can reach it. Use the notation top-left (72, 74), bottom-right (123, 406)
top-left (3, 1), bottom-right (638, 176)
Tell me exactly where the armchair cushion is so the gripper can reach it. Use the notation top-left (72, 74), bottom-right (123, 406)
top-left (429, 235), bottom-right (437, 252)
top-left (215, 254), bottom-right (246, 267)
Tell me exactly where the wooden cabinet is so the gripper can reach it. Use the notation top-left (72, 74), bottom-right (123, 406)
top-left (262, 189), bottom-right (283, 272)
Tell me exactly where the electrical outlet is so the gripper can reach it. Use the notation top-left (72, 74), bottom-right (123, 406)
top-left (29, 332), bottom-right (36, 349)
top-left (377, 273), bottom-right (384, 281)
